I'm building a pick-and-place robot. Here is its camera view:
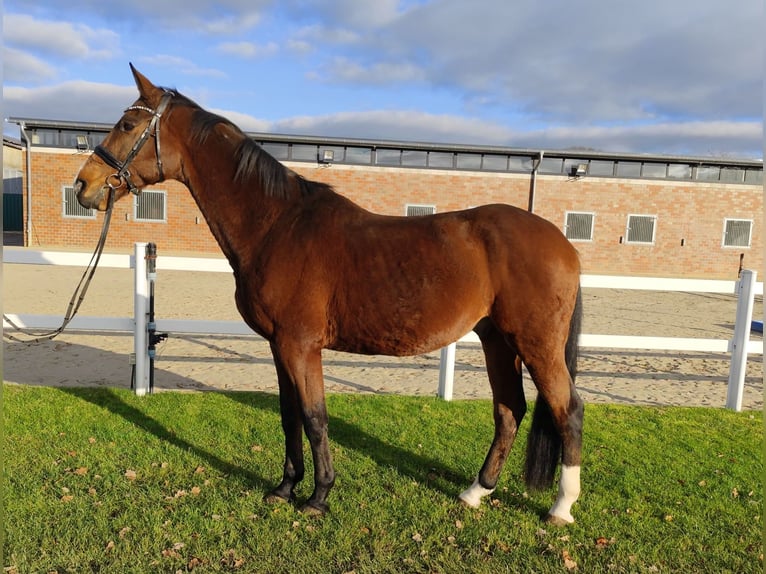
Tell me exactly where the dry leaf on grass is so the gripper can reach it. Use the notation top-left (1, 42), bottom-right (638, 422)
top-left (124, 469), bottom-right (137, 481)
top-left (562, 549), bottom-right (578, 570)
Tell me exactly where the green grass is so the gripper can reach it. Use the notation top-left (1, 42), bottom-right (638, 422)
top-left (3, 384), bottom-right (762, 573)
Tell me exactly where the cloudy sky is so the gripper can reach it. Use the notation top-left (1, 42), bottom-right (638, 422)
top-left (3, 0), bottom-right (763, 158)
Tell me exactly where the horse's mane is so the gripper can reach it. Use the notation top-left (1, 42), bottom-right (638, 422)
top-left (171, 88), bottom-right (331, 200)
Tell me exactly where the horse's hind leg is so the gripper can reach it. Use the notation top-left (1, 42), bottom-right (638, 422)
top-left (459, 322), bottom-right (526, 508)
top-left (524, 357), bottom-right (584, 525)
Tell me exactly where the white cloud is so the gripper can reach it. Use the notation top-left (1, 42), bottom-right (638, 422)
top-left (216, 41), bottom-right (279, 59)
top-left (319, 57), bottom-right (426, 85)
top-left (4, 13), bottom-right (120, 60)
top-left (3, 47), bottom-right (58, 83)
top-left (4, 82), bottom-right (138, 123)
top-left (137, 55), bottom-right (227, 78)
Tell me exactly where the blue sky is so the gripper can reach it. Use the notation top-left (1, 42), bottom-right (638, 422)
top-left (3, 0), bottom-right (763, 158)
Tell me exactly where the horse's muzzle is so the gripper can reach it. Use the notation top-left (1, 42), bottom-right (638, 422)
top-left (74, 179), bottom-right (102, 210)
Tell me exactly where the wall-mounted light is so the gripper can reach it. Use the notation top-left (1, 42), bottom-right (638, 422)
top-left (318, 149), bottom-right (335, 164)
top-left (76, 135), bottom-right (90, 152)
top-left (572, 163), bottom-right (588, 177)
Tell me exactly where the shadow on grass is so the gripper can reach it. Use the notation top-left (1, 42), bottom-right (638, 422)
top-left (57, 386), bottom-right (273, 491)
top-left (223, 392), bottom-right (549, 518)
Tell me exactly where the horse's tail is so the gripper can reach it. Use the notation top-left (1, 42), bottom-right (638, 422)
top-left (524, 285), bottom-right (582, 491)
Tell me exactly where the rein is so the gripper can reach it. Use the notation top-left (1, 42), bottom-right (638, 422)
top-left (3, 189), bottom-right (116, 343)
top-left (3, 91), bottom-right (174, 343)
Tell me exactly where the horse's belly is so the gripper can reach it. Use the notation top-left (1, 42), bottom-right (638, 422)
top-left (330, 308), bottom-right (482, 357)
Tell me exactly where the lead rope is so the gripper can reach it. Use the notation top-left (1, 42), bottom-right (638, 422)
top-left (3, 186), bottom-right (116, 343)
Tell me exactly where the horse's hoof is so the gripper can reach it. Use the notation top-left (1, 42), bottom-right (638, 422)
top-left (545, 513), bottom-right (574, 527)
top-left (264, 491), bottom-right (293, 505)
top-left (299, 501), bottom-right (329, 516)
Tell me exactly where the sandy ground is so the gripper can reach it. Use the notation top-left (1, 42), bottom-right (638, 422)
top-left (3, 262), bottom-right (763, 410)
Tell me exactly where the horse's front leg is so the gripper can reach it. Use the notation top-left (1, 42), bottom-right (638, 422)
top-left (272, 340), bottom-right (335, 515)
top-left (264, 349), bottom-right (305, 504)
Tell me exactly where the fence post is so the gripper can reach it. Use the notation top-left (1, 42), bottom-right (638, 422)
top-left (726, 269), bottom-right (757, 411)
top-left (438, 343), bottom-right (456, 401)
top-left (133, 242), bottom-right (149, 396)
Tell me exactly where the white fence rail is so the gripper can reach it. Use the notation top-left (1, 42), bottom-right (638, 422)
top-left (4, 245), bottom-right (763, 410)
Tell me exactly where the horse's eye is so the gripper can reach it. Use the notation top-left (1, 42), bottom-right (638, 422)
top-left (120, 120), bottom-right (135, 132)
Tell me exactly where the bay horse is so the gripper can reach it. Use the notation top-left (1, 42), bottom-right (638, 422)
top-left (74, 65), bottom-right (584, 525)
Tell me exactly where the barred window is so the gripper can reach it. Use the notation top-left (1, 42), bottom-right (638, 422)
top-left (722, 219), bottom-right (752, 248)
top-left (134, 190), bottom-right (166, 222)
top-left (625, 214), bottom-right (656, 244)
top-left (565, 212), bottom-right (594, 241)
top-left (406, 204), bottom-right (436, 217)
top-left (62, 185), bottom-right (95, 219)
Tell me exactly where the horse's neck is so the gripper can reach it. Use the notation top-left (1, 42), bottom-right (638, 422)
top-left (179, 137), bottom-right (285, 271)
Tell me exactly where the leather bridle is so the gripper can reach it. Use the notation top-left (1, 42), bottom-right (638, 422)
top-left (93, 90), bottom-right (174, 195)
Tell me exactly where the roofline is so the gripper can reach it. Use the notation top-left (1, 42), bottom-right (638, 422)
top-left (8, 116), bottom-right (763, 168)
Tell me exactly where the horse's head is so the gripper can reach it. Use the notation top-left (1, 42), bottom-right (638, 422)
top-left (74, 64), bottom-right (180, 211)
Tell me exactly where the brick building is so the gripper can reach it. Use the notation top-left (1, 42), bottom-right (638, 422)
top-left (7, 117), bottom-right (763, 279)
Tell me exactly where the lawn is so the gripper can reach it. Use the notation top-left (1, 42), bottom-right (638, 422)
top-left (2, 384), bottom-right (762, 573)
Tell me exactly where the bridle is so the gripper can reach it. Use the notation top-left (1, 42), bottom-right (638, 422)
top-left (93, 90), bottom-right (174, 195)
top-left (3, 90), bottom-right (174, 343)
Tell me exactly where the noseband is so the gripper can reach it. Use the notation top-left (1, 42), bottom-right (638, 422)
top-left (93, 90), bottom-right (173, 195)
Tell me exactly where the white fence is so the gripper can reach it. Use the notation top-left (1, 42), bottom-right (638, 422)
top-left (4, 244), bottom-right (763, 410)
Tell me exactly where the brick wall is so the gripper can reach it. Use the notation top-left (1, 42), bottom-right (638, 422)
top-left (21, 149), bottom-right (763, 279)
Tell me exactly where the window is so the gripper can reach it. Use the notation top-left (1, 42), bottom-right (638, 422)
top-left (641, 163), bottom-right (667, 178)
top-left (134, 190), bottom-right (166, 222)
top-left (456, 153), bottom-right (482, 170)
top-left (565, 212), bottom-right (594, 241)
top-left (745, 169), bottom-right (763, 185)
top-left (427, 152), bottom-right (453, 168)
top-left (290, 144), bottom-right (317, 161)
top-left (625, 214), bottom-right (656, 244)
top-left (482, 154), bottom-right (508, 171)
top-left (376, 149), bottom-right (401, 166)
top-left (345, 147), bottom-right (372, 164)
top-left (539, 157), bottom-right (563, 174)
top-left (261, 142), bottom-right (288, 160)
top-left (722, 219), bottom-right (752, 248)
top-left (667, 163), bottom-right (692, 179)
top-left (697, 166), bottom-right (720, 181)
top-left (401, 150), bottom-right (427, 167)
top-left (720, 168), bottom-right (745, 183)
top-left (507, 156), bottom-right (533, 173)
top-left (588, 160), bottom-right (615, 176)
top-left (62, 185), bottom-right (95, 219)
top-left (406, 204), bottom-right (436, 217)
top-left (616, 161), bottom-right (642, 178)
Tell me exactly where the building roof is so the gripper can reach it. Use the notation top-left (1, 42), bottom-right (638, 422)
top-left (8, 116), bottom-right (762, 169)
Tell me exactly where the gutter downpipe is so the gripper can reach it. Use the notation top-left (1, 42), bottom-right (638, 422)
top-left (18, 122), bottom-right (32, 246)
top-left (528, 151), bottom-right (544, 213)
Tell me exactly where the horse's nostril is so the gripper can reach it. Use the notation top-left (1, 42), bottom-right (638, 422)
top-left (73, 179), bottom-right (83, 196)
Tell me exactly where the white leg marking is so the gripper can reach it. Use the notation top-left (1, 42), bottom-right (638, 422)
top-left (458, 476), bottom-right (495, 508)
top-left (547, 464), bottom-right (581, 524)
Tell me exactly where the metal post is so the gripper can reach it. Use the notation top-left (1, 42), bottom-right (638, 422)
top-left (133, 242), bottom-right (149, 396)
top-left (146, 243), bottom-right (157, 394)
top-left (438, 342), bottom-right (457, 401)
top-left (145, 243), bottom-right (167, 394)
top-left (726, 269), bottom-right (756, 411)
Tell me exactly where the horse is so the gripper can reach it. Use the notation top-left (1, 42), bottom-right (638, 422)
top-left (74, 65), bottom-right (584, 525)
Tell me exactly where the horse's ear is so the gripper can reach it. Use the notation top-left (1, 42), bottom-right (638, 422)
top-left (129, 63), bottom-right (159, 100)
